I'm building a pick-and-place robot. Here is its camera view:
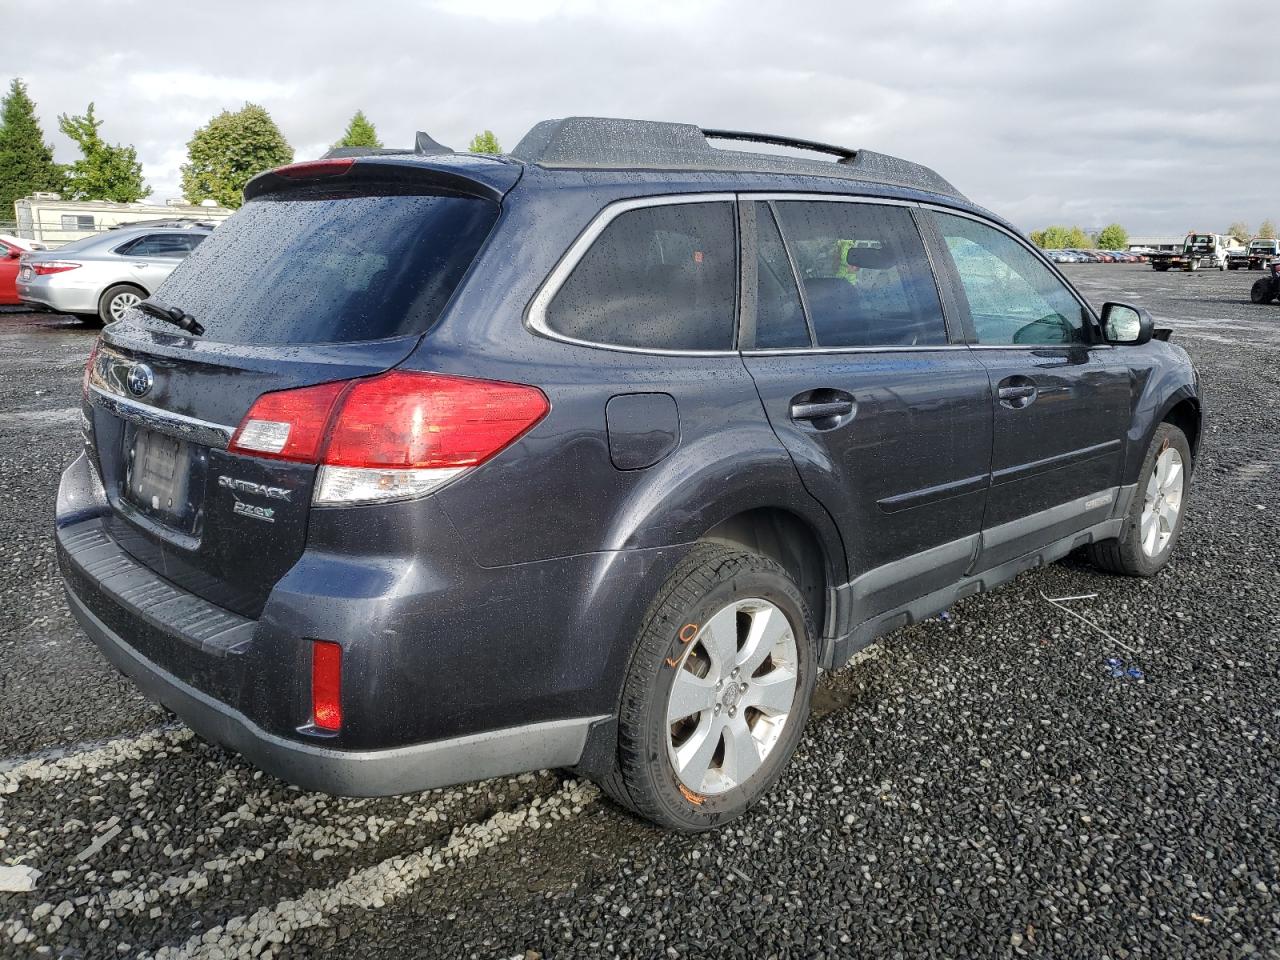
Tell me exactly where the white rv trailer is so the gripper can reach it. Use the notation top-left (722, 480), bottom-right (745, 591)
top-left (12, 194), bottom-right (234, 247)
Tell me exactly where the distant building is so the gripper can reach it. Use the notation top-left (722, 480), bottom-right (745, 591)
top-left (1126, 235), bottom-right (1184, 253)
top-left (12, 194), bottom-right (234, 247)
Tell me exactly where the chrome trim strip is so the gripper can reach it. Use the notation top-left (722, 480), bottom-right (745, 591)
top-left (525, 192), bottom-right (741, 357)
top-left (88, 385), bottom-right (235, 449)
top-left (743, 344), bottom-right (968, 356)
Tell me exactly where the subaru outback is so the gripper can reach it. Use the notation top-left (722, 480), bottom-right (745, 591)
top-left (56, 117), bottom-right (1201, 831)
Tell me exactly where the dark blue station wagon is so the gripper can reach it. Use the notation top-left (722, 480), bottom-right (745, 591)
top-left (57, 117), bottom-right (1201, 831)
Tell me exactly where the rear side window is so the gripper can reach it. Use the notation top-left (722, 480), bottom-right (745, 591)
top-left (544, 201), bottom-right (737, 351)
top-left (149, 189), bottom-right (499, 345)
top-left (771, 201), bottom-right (947, 348)
top-left (119, 233), bottom-right (203, 257)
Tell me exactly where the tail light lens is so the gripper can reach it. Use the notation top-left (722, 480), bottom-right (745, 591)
top-left (229, 370), bottom-right (549, 505)
top-left (275, 158), bottom-right (355, 179)
top-left (33, 261), bottom-right (81, 276)
top-left (311, 640), bottom-right (343, 731)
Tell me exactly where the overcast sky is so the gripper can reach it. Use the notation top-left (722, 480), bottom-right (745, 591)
top-left (3, 0), bottom-right (1275, 235)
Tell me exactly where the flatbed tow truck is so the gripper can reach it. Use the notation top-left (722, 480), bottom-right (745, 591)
top-left (1228, 238), bottom-right (1280, 271)
top-left (1151, 233), bottom-right (1234, 272)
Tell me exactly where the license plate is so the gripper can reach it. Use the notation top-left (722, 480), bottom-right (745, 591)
top-left (124, 428), bottom-right (193, 524)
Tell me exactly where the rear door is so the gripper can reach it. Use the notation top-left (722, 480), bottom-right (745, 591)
top-left (86, 165), bottom-right (510, 618)
top-left (923, 209), bottom-right (1131, 569)
top-left (740, 197), bottom-right (993, 621)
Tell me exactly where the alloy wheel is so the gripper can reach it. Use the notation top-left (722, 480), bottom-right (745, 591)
top-left (665, 598), bottom-right (799, 795)
top-left (1140, 446), bottom-right (1184, 557)
top-left (109, 291), bottom-right (141, 322)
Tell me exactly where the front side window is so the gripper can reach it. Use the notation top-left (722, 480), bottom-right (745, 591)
top-left (544, 201), bottom-right (737, 351)
top-left (770, 201), bottom-right (947, 348)
top-left (932, 212), bottom-right (1091, 346)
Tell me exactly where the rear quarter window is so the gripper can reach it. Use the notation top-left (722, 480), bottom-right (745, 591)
top-left (143, 187), bottom-right (499, 345)
top-left (542, 201), bottom-right (738, 351)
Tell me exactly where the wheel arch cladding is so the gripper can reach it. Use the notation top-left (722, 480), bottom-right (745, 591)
top-left (701, 507), bottom-right (832, 648)
top-left (1161, 396), bottom-right (1202, 463)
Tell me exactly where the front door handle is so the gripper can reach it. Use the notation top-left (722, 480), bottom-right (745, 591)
top-left (997, 377), bottom-right (1038, 409)
top-left (791, 399), bottom-right (854, 420)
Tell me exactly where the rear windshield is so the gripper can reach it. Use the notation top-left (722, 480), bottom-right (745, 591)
top-left (141, 187), bottom-right (499, 344)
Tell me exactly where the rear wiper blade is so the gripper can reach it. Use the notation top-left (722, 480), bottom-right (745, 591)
top-left (137, 298), bottom-right (204, 336)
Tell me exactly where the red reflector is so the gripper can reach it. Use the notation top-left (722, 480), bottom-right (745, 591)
top-left (321, 371), bottom-right (550, 469)
top-left (275, 158), bottom-right (356, 179)
top-left (311, 640), bottom-right (342, 731)
top-left (228, 380), bottom-right (348, 462)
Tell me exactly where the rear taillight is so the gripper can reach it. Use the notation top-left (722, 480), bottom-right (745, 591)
top-left (311, 640), bottom-right (342, 731)
top-left (33, 261), bottom-right (81, 276)
top-left (229, 370), bottom-right (549, 505)
top-left (1272, 262), bottom-right (1280, 277)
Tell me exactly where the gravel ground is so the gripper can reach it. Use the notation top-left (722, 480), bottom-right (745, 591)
top-left (1, 265), bottom-right (1278, 959)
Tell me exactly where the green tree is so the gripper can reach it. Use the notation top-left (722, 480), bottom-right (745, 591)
top-left (57, 103), bottom-right (148, 202)
top-left (1032, 224), bottom-right (1092, 249)
top-left (180, 103), bottom-right (293, 208)
top-left (0, 78), bottom-right (64, 217)
top-left (333, 110), bottom-right (381, 150)
top-left (1259, 219), bottom-right (1277, 240)
top-left (467, 130), bottom-right (501, 154)
top-left (1096, 224), bottom-right (1128, 250)
top-left (1226, 221), bottom-right (1251, 243)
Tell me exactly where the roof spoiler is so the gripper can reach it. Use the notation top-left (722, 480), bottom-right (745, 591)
top-left (321, 131), bottom-right (454, 160)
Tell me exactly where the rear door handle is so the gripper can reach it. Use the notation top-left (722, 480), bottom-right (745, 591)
top-left (997, 378), bottom-right (1038, 409)
top-left (791, 399), bottom-right (854, 420)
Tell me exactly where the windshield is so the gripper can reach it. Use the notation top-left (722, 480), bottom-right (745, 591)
top-left (135, 186), bottom-right (499, 345)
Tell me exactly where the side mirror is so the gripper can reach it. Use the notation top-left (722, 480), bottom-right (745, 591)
top-left (6, 249), bottom-right (20, 259)
top-left (1101, 301), bottom-right (1154, 345)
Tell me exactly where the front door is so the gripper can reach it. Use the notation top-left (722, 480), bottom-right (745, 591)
top-left (925, 210), bottom-right (1132, 568)
top-left (740, 198), bottom-right (993, 624)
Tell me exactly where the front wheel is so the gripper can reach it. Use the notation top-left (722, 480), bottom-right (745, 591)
top-left (1088, 423), bottom-right (1191, 577)
top-left (1251, 278), bottom-right (1277, 304)
top-left (608, 543), bottom-right (818, 832)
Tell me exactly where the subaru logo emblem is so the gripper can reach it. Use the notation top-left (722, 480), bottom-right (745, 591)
top-left (126, 363), bottom-right (154, 398)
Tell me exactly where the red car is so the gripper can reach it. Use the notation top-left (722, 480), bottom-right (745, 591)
top-left (0, 237), bottom-right (24, 305)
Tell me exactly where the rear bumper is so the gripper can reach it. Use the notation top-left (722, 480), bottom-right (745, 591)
top-left (16, 275), bottom-right (99, 313)
top-left (61, 582), bottom-right (596, 796)
top-left (54, 451), bottom-right (652, 795)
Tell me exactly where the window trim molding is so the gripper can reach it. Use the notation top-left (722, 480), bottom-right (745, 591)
top-left (524, 192), bottom-right (741, 357)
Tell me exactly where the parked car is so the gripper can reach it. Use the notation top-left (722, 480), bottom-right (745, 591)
top-left (16, 225), bottom-right (211, 324)
top-left (0, 236), bottom-right (26, 305)
top-left (1068, 249), bottom-right (1103, 262)
top-left (57, 117), bottom-right (1202, 832)
top-left (1249, 260), bottom-right (1280, 304)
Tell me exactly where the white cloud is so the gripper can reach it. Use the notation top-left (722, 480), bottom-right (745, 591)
top-left (2, 0), bottom-right (1273, 232)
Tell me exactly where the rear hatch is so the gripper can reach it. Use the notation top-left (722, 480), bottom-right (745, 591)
top-left (85, 156), bottom-right (518, 618)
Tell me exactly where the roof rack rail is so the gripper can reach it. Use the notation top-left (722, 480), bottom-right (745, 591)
top-left (321, 131), bottom-right (454, 160)
top-left (510, 117), bottom-right (963, 200)
top-left (701, 128), bottom-right (856, 162)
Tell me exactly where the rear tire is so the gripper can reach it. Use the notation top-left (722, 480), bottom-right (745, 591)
top-left (98, 283), bottom-right (145, 325)
top-left (1088, 423), bottom-right (1190, 577)
top-left (1250, 278), bottom-right (1277, 304)
top-left (608, 543), bottom-right (818, 832)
